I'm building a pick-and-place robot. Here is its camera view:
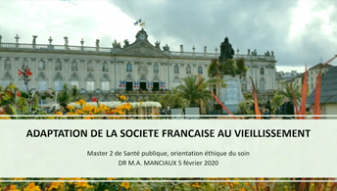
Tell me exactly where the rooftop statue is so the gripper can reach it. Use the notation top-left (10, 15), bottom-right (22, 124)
top-left (219, 37), bottom-right (234, 64)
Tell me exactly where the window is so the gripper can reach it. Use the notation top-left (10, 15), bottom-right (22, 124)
top-left (242, 79), bottom-right (247, 91)
top-left (4, 59), bottom-right (11, 70)
top-left (22, 61), bottom-right (28, 70)
top-left (174, 65), bottom-right (179, 74)
top-left (126, 63), bottom-right (132, 72)
top-left (260, 67), bottom-right (264, 75)
top-left (311, 83), bottom-right (314, 89)
top-left (54, 74), bottom-right (63, 91)
top-left (55, 61), bottom-right (62, 70)
top-left (101, 75), bottom-right (109, 91)
top-left (198, 66), bottom-right (203, 74)
top-left (86, 75), bottom-right (95, 91)
top-left (154, 64), bottom-right (159, 73)
top-left (311, 77), bottom-right (313, 82)
top-left (260, 78), bottom-right (265, 91)
top-left (102, 62), bottom-right (108, 72)
top-left (3, 74), bottom-right (12, 87)
top-left (71, 62), bottom-right (78, 72)
top-left (37, 75), bottom-right (47, 91)
top-left (70, 74), bottom-right (79, 89)
top-left (87, 62), bottom-right (94, 72)
top-left (38, 60), bottom-right (45, 71)
top-left (186, 65), bottom-right (191, 74)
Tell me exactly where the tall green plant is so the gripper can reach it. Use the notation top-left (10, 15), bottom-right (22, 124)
top-left (177, 75), bottom-right (212, 107)
top-left (57, 84), bottom-right (70, 103)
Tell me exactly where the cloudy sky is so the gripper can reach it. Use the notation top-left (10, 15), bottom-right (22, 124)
top-left (0, 0), bottom-right (336, 73)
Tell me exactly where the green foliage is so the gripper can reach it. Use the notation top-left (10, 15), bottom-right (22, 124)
top-left (57, 84), bottom-right (70, 103)
top-left (208, 58), bottom-right (248, 78)
top-left (207, 59), bottom-right (219, 77)
top-left (272, 93), bottom-right (284, 113)
top-left (177, 75), bottom-right (213, 107)
top-left (160, 88), bottom-right (189, 108)
top-left (276, 82), bottom-right (301, 104)
top-left (148, 94), bottom-right (162, 102)
top-left (71, 85), bottom-right (80, 102)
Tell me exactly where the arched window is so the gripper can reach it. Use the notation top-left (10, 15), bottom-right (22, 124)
top-left (260, 78), bottom-right (265, 91)
top-left (22, 60), bottom-right (28, 70)
top-left (126, 63), bottom-right (132, 72)
top-left (242, 79), bottom-right (247, 92)
top-left (2, 74), bottom-right (12, 87)
top-left (86, 75), bottom-right (95, 91)
top-left (186, 65), bottom-right (191, 74)
top-left (87, 62), bottom-right (94, 72)
top-left (70, 74), bottom-right (79, 89)
top-left (4, 59), bottom-right (11, 70)
top-left (38, 60), bottom-right (45, 71)
top-left (71, 61), bottom-right (78, 72)
top-left (260, 67), bottom-right (264, 75)
top-left (102, 62), bottom-right (109, 72)
top-left (172, 76), bottom-right (180, 88)
top-left (54, 74), bottom-right (63, 91)
top-left (154, 64), bottom-right (159, 73)
top-left (37, 74), bottom-right (47, 91)
top-left (174, 65), bottom-right (179, 74)
top-left (198, 66), bottom-right (203, 74)
top-left (55, 61), bottom-right (62, 71)
top-left (101, 75), bottom-right (109, 91)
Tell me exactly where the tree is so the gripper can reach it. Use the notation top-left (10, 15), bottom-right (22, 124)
top-left (159, 88), bottom-right (189, 109)
top-left (276, 82), bottom-right (301, 103)
top-left (271, 93), bottom-right (284, 113)
top-left (57, 84), bottom-right (70, 103)
top-left (176, 75), bottom-right (213, 107)
top-left (71, 85), bottom-right (80, 102)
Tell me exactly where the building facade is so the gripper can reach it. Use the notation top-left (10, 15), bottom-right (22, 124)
top-left (0, 29), bottom-right (277, 104)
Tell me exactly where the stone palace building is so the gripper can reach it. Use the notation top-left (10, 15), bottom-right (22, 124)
top-left (0, 29), bottom-right (277, 105)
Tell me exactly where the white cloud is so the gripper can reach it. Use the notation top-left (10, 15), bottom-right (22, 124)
top-left (0, 0), bottom-right (138, 46)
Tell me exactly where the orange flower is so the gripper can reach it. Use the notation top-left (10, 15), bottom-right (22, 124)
top-left (8, 185), bottom-right (20, 191)
top-left (55, 111), bottom-right (62, 115)
top-left (107, 177), bottom-right (116, 180)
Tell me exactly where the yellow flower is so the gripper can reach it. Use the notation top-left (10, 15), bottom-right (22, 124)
top-left (79, 99), bottom-right (86, 105)
top-left (192, 182), bottom-right (201, 188)
top-left (82, 105), bottom-right (93, 112)
top-left (24, 183), bottom-right (41, 191)
top-left (47, 182), bottom-right (62, 191)
top-left (13, 178), bottom-right (25, 180)
top-left (120, 182), bottom-right (130, 189)
top-left (66, 105), bottom-right (75, 110)
top-left (9, 185), bottom-right (20, 191)
top-left (233, 178), bottom-right (239, 185)
top-left (240, 188), bottom-right (247, 191)
top-left (77, 189), bottom-right (83, 191)
top-left (84, 116), bottom-right (91, 119)
top-left (75, 182), bottom-right (91, 188)
top-left (107, 178), bottom-right (116, 180)
top-left (75, 109), bottom-right (83, 115)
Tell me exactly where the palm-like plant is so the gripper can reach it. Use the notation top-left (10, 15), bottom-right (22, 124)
top-left (276, 82), bottom-right (301, 103)
top-left (177, 75), bottom-right (213, 107)
top-left (159, 88), bottom-right (189, 108)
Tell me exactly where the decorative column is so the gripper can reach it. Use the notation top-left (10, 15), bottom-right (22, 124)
top-left (15, 34), bottom-right (20, 48)
top-left (48, 36), bottom-right (53, 50)
top-left (0, 35), bottom-right (2, 47)
top-left (95, 39), bottom-right (99, 52)
top-left (80, 38), bottom-right (84, 51)
top-left (204, 46), bottom-right (207, 56)
top-left (64, 36), bottom-right (69, 50)
top-left (192, 45), bottom-right (195, 56)
top-left (180, 45), bottom-right (183, 56)
top-left (32, 35), bottom-right (37, 49)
